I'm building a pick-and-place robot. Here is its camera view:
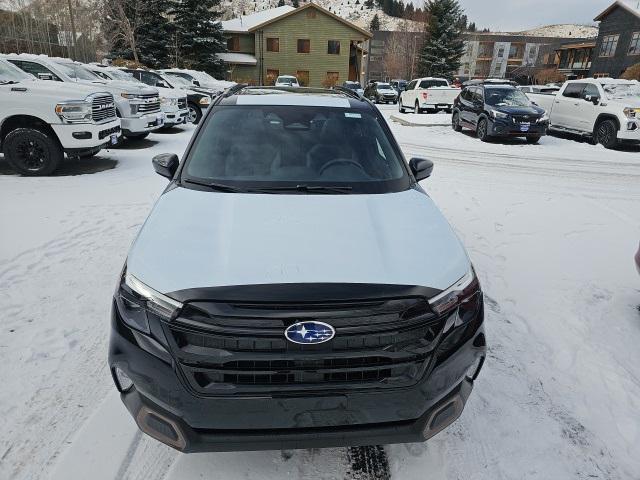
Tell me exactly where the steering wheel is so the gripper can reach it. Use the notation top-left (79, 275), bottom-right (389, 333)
top-left (319, 159), bottom-right (365, 176)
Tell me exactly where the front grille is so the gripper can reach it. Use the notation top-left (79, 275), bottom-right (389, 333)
top-left (137, 94), bottom-right (161, 114)
top-left (91, 94), bottom-right (116, 123)
top-left (164, 297), bottom-right (445, 395)
top-left (178, 98), bottom-right (187, 109)
top-left (512, 115), bottom-right (533, 123)
top-left (98, 125), bottom-right (121, 140)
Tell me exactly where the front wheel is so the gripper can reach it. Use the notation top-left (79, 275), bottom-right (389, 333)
top-left (188, 103), bottom-right (202, 124)
top-left (526, 135), bottom-right (541, 144)
top-left (398, 99), bottom-right (405, 113)
top-left (594, 119), bottom-right (618, 149)
top-left (414, 102), bottom-right (420, 114)
top-left (452, 111), bottom-right (462, 132)
top-left (3, 127), bottom-right (63, 176)
top-left (477, 118), bottom-right (490, 142)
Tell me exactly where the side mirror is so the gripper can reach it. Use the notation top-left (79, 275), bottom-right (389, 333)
top-left (531, 101), bottom-right (538, 106)
top-left (156, 81), bottom-right (168, 88)
top-left (409, 157), bottom-right (434, 181)
top-left (152, 153), bottom-right (179, 179)
top-left (193, 80), bottom-right (201, 86)
top-left (585, 95), bottom-right (600, 105)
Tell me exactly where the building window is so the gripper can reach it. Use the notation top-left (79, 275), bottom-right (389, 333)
top-left (297, 39), bottom-right (310, 53)
top-left (306, 10), bottom-right (316, 18)
top-left (227, 35), bottom-right (240, 52)
top-left (599, 34), bottom-right (619, 57)
top-left (324, 71), bottom-right (339, 87)
top-left (593, 73), bottom-right (610, 78)
top-left (297, 70), bottom-right (309, 87)
top-left (266, 69), bottom-right (279, 85)
top-left (327, 40), bottom-right (341, 55)
top-left (266, 38), bottom-right (279, 52)
top-left (629, 32), bottom-right (640, 55)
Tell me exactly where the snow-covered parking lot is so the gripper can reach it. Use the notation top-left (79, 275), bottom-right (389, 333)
top-left (1, 104), bottom-right (639, 480)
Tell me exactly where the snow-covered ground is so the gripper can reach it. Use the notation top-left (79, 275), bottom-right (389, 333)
top-left (1, 104), bottom-right (640, 480)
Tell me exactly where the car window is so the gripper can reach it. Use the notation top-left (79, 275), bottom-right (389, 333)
top-left (0, 59), bottom-right (31, 82)
top-left (183, 106), bottom-right (409, 194)
top-left (54, 62), bottom-right (100, 81)
top-left (9, 60), bottom-right (61, 81)
top-left (407, 80), bottom-right (417, 90)
top-left (473, 87), bottom-right (484, 103)
top-left (562, 83), bottom-right (586, 99)
top-left (376, 83), bottom-right (393, 90)
top-left (484, 87), bottom-right (532, 107)
top-left (460, 88), bottom-right (472, 101)
top-left (582, 84), bottom-right (600, 100)
top-left (139, 71), bottom-right (163, 86)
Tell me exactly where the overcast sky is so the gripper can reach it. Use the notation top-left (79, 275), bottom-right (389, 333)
top-left (455, 0), bottom-right (613, 31)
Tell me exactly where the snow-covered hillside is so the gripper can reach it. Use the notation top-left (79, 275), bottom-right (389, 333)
top-left (220, 0), bottom-right (424, 32)
top-left (517, 24), bottom-right (598, 38)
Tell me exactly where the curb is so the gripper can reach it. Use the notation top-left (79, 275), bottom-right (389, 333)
top-left (389, 114), bottom-right (450, 128)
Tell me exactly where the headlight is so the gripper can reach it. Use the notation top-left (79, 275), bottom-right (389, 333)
top-left (489, 109), bottom-right (508, 120)
top-left (198, 95), bottom-right (211, 105)
top-left (120, 92), bottom-right (138, 99)
top-left (624, 107), bottom-right (639, 119)
top-left (428, 266), bottom-right (480, 320)
top-left (116, 270), bottom-right (183, 333)
top-left (538, 113), bottom-right (550, 123)
top-left (160, 97), bottom-right (178, 106)
top-left (55, 101), bottom-right (92, 123)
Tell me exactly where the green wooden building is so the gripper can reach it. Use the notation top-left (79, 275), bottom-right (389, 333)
top-left (219, 3), bottom-right (371, 87)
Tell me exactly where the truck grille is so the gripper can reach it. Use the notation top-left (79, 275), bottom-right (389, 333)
top-left (137, 94), bottom-right (161, 114)
top-left (91, 94), bottom-right (116, 123)
top-left (178, 97), bottom-right (187, 109)
top-left (163, 296), bottom-right (445, 395)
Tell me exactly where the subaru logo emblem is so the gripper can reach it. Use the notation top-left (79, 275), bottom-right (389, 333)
top-left (284, 321), bottom-right (335, 345)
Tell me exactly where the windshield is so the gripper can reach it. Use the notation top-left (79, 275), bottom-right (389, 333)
top-left (601, 82), bottom-right (640, 100)
top-left (182, 105), bottom-right (409, 194)
top-left (55, 62), bottom-right (101, 81)
top-left (344, 83), bottom-right (362, 90)
top-left (108, 69), bottom-right (138, 82)
top-left (277, 76), bottom-right (297, 84)
top-left (161, 74), bottom-right (189, 88)
top-left (485, 87), bottom-right (532, 107)
top-left (377, 83), bottom-right (393, 90)
top-left (0, 59), bottom-right (30, 82)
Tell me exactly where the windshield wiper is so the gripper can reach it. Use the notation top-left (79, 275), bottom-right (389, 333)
top-left (252, 185), bottom-right (353, 194)
top-left (183, 178), bottom-right (247, 193)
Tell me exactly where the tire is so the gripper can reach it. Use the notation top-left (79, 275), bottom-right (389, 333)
top-left (398, 99), bottom-right (405, 113)
top-left (393, 100), bottom-right (397, 104)
top-left (477, 118), bottom-right (490, 142)
top-left (124, 132), bottom-right (150, 140)
top-left (3, 127), bottom-right (63, 176)
top-left (414, 102), bottom-right (420, 114)
top-left (526, 135), bottom-right (541, 144)
top-left (594, 119), bottom-right (618, 149)
top-left (188, 103), bottom-right (202, 125)
top-left (452, 111), bottom-right (462, 132)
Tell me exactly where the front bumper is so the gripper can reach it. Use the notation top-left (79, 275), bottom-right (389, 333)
top-left (617, 119), bottom-right (640, 142)
top-left (52, 118), bottom-right (121, 150)
top-left (109, 298), bottom-right (486, 452)
top-left (489, 118), bottom-right (548, 137)
top-left (163, 108), bottom-right (189, 126)
top-left (121, 113), bottom-right (164, 135)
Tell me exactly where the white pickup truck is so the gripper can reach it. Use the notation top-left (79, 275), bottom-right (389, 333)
top-left (0, 58), bottom-right (121, 175)
top-left (3, 54), bottom-right (164, 142)
top-left (399, 77), bottom-right (461, 114)
top-left (526, 78), bottom-right (640, 149)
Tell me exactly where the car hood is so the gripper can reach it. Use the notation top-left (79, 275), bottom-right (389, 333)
top-left (126, 187), bottom-right (471, 295)
top-left (493, 105), bottom-right (544, 116)
top-left (155, 86), bottom-right (184, 99)
top-left (27, 80), bottom-right (115, 98)
top-left (75, 79), bottom-right (158, 95)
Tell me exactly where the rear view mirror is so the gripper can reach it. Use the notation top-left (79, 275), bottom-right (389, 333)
top-left (152, 153), bottom-right (179, 179)
top-left (409, 157), bottom-right (434, 181)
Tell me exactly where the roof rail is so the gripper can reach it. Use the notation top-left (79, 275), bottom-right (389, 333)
top-left (222, 83), bottom-right (248, 97)
top-left (463, 79), bottom-right (517, 87)
top-left (331, 85), bottom-right (362, 100)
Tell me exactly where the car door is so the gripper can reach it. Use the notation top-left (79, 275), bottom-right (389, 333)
top-left (576, 84), bottom-right (602, 133)
top-left (402, 80), bottom-right (417, 106)
top-left (551, 82), bottom-right (585, 130)
top-left (458, 87), bottom-right (475, 124)
top-left (469, 87), bottom-right (485, 127)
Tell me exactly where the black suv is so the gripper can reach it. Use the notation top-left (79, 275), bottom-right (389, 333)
top-left (364, 81), bottom-right (399, 104)
top-left (123, 69), bottom-right (211, 124)
top-left (109, 85), bottom-right (485, 452)
top-left (452, 80), bottom-right (549, 143)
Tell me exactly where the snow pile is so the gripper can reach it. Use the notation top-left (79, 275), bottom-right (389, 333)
top-left (517, 24), bottom-right (599, 38)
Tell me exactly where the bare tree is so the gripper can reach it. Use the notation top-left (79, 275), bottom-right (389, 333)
top-left (382, 20), bottom-right (424, 81)
top-left (100, 0), bottom-right (141, 63)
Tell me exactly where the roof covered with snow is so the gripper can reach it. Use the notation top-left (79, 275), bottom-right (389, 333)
top-left (221, 6), bottom-right (295, 33)
top-left (595, 0), bottom-right (640, 21)
top-left (216, 52), bottom-right (257, 65)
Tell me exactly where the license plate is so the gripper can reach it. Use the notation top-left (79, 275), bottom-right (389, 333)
top-left (110, 134), bottom-right (118, 145)
top-left (519, 123), bottom-right (530, 132)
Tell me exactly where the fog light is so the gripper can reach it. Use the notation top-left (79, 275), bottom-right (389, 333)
top-left (72, 131), bottom-right (92, 140)
top-left (115, 367), bottom-right (134, 392)
top-left (627, 122), bottom-right (637, 131)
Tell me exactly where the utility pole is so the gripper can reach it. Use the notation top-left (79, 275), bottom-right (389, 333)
top-left (66, 0), bottom-right (78, 59)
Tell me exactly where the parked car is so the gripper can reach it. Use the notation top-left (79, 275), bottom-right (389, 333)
top-left (526, 78), bottom-right (640, 149)
top-left (364, 81), bottom-right (398, 104)
top-left (122, 68), bottom-right (210, 125)
top-left (0, 58), bottom-right (120, 175)
top-left (399, 77), bottom-right (460, 114)
top-left (109, 85), bottom-right (486, 453)
top-left (452, 80), bottom-right (548, 143)
top-left (158, 68), bottom-right (234, 93)
top-left (4, 54), bottom-right (163, 141)
top-left (274, 75), bottom-right (299, 87)
top-left (342, 80), bottom-right (364, 96)
top-left (518, 85), bottom-right (560, 94)
top-left (390, 79), bottom-right (408, 93)
top-left (88, 66), bottom-right (189, 128)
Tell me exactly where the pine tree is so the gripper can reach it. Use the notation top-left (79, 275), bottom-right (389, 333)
top-left (369, 13), bottom-right (380, 31)
top-left (364, 0), bottom-right (374, 8)
top-left (468, 22), bottom-right (476, 32)
top-left (417, 0), bottom-right (466, 78)
top-left (277, 0), bottom-right (285, 5)
top-left (136, 0), bottom-right (173, 68)
top-left (172, 0), bottom-right (227, 76)
top-left (292, 0), bottom-right (300, 6)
